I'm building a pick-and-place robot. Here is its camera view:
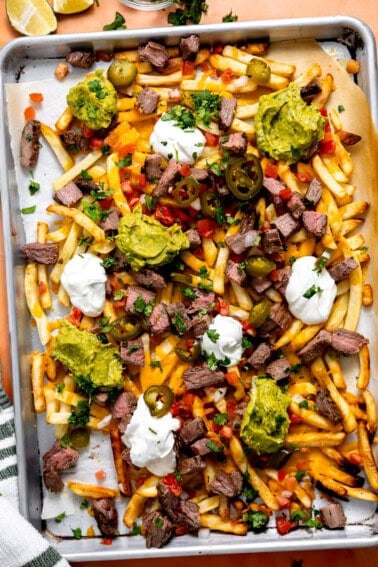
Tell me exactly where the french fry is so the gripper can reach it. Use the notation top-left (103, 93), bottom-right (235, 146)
top-left (200, 513), bottom-right (247, 535)
top-left (24, 263), bottom-right (51, 345)
top-left (40, 122), bottom-right (74, 171)
top-left (357, 421), bottom-right (378, 490)
top-left (285, 431), bottom-right (346, 448)
top-left (66, 480), bottom-right (118, 499)
top-left (52, 150), bottom-right (103, 191)
top-left (30, 351), bottom-right (46, 413)
top-left (357, 344), bottom-right (370, 390)
top-left (48, 221), bottom-right (82, 284)
top-left (36, 221), bottom-right (52, 310)
top-left (47, 204), bottom-right (104, 244)
top-left (55, 106), bottom-right (74, 132)
top-left (362, 390), bottom-right (378, 438)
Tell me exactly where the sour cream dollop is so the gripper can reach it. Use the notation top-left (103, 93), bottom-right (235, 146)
top-left (201, 314), bottom-right (243, 367)
top-left (122, 395), bottom-right (180, 476)
top-left (61, 252), bottom-right (107, 317)
top-left (150, 115), bottom-right (206, 164)
top-left (285, 255), bottom-right (337, 325)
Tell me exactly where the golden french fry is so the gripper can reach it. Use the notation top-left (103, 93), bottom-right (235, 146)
top-left (40, 122), bottom-right (74, 171)
top-left (285, 431), bottom-right (346, 448)
top-left (47, 204), bottom-right (104, 243)
top-left (362, 390), bottom-right (377, 438)
top-left (52, 150), bottom-right (102, 191)
top-left (357, 344), bottom-right (370, 390)
top-left (357, 421), bottom-right (378, 490)
top-left (48, 221), bottom-right (82, 284)
top-left (24, 263), bottom-right (51, 346)
top-left (66, 480), bottom-right (118, 499)
top-left (55, 106), bottom-right (74, 132)
top-left (200, 513), bottom-right (247, 535)
top-left (30, 351), bottom-right (46, 413)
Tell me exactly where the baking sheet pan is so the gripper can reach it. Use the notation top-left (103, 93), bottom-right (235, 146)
top-left (0, 15), bottom-right (378, 561)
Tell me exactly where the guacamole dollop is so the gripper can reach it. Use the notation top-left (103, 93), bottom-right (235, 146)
top-left (52, 320), bottom-right (123, 389)
top-left (240, 377), bottom-right (290, 455)
top-left (115, 205), bottom-right (189, 271)
top-left (255, 83), bottom-right (326, 164)
top-left (66, 69), bottom-right (117, 131)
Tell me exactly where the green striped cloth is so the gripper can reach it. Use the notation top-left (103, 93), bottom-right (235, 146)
top-left (0, 382), bottom-right (70, 567)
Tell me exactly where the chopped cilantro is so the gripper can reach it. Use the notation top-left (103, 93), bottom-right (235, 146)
top-left (116, 153), bottom-right (132, 168)
top-left (172, 312), bottom-right (187, 334)
top-left (102, 256), bottom-right (118, 270)
top-left (144, 195), bottom-right (157, 212)
top-left (162, 105), bottom-right (196, 130)
top-left (71, 527), bottom-right (82, 539)
top-left (150, 360), bottom-right (162, 371)
top-left (129, 524), bottom-right (141, 535)
top-left (21, 205), bottom-right (36, 214)
top-left (206, 329), bottom-right (219, 343)
top-left (213, 412), bottom-right (228, 426)
top-left (189, 90), bottom-right (221, 126)
top-left (80, 499), bottom-right (89, 509)
top-left (222, 10), bottom-right (238, 22)
top-left (28, 180), bottom-right (40, 195)
top-left (243, 510), bottom-right (269, 532)
top-left (103, 11), bottom-right (126, 31)
top-left (168, 0), bottom-right (208, 26)
top-left (303, 284), bottom-right (323, 299)
top-left (68, 400), bottom-right (90, 427)
top-left (182, 286), bottom-right (197, 300)
top-left (206, 440), bottom-right (224, 453)
top-left (55, 512), bottom-right (66, 523)
top-left (298, 400), bottom-right (309, 409)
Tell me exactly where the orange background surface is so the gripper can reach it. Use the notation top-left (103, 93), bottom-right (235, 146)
top-left (1, 1), bottom-right (378, 565)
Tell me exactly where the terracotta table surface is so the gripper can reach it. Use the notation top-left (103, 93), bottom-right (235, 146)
top-left (1, 1), bottom-right (378, 565)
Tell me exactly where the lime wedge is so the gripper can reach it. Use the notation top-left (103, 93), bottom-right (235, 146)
top-left (6, 0), bottom-right (57, 36)
top-left (53, 0), bottom-right (94, 15)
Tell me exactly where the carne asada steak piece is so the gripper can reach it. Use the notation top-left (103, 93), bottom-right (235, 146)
top-left (101, 208), bottom-right (120, 232)
top-left (226, 259), bottom-right (246, 285)
top-left (328, 257), bottom-right (358, 282)
top-left (183, 365), bottom-right (226, 391)
top-left (21, 242), bottom-right (59, 265)
top-left (305, 178), bottom-right (322, 206)
top-left (298, 328), bottom-right (368, 363)
top-left (66, 50), bottom-right (96, 68)
top-left (54, 181), bottom-right (83, 207)
top-left (120, 338), bottom-right (145, 367)
top-left (42, 441), bottom-right (79, 493)
top-left (131, 269), bottom-right (167, 289)
top-left (152, 158), bottom-right (181, 197)
top-left (287, 191), bottom-right (305, 219)
top-left (148, 303), bottom-right (171, 335)
top-left (138, 41), bottom-right (169, 69)
top-left (60, 127), bottom-right (90, 152)
top-left (261, 228), bottom-right (283, 254)
top-left (225, 229), bottom-right (261, 255)
top-left (302, 210), bottom-right (327, 239)
top-left (137, 87), bottom-right (160, 114)
top-left (111, 391), bottom-right (137, 420)
top-left (219, 132), bottom-right (248, 155)
top-left (180, 34), bottom-right (200, 59)
top-left (144, 153), bottom-right (163, 181)
top-left (266, 357), bottom-right (291, 382)
top-left (209, 470), bottom-right (243, 497)
top-left (178, 455), bottom-right (206, 475)
top-left (248, 342), bottom-right (272, 368)
top-left (125, 285), bottom-right (156, 314)
top-left (92, 498), bottom-right (118, 537)
top-left (142, 510), bottom-right (174, 548)
top-left (321, 502), bottom-right (347, 529)
top-left (316, 388), bottom-right (342, 424)
top-left (218, 97), bottom-right (237, 131)
top-left (20, 119), bottom-right (41, 168)
top-left (178, 416), bottom-right (206, 445)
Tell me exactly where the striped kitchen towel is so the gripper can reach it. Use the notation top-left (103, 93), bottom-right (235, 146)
top-left (0, 381), bottom-right (70, 567)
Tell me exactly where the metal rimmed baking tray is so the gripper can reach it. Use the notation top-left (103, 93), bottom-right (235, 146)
top-left (0, 15), bottom-right (377, 562)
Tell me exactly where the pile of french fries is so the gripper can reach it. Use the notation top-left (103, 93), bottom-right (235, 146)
top-left (24, 37), bottom-right (378, 542)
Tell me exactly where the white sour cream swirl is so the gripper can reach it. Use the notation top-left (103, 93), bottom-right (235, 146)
top-left (61, 252), bottom-right (107, 317)
top-left (201, 314), bottom-right (243, 367)
top-left (122, 395), bottom-right (180, 476)
top-left (150, 115), bottom-right (205, 164)
top-left (285, 255), bottom-right (337, 325)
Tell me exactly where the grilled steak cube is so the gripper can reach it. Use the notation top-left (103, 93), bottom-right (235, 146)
top-left (92, 498), bottom-right (118, 537)
top-left (21, 242), bottom-right (59, 265)
top-left (20, 119), bottom-right (41, 168)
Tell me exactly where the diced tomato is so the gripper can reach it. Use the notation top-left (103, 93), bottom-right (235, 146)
top-left (197, 218), bottom-right (218, 238)
top-left (214, 297), bottom-right (230, 316)
top-left (66, 306), bottom-right (82, 327)
top-left (220, 68), bottom-right (234, 83)
top-left (29, 92), bottom-right (43, 103)
top-left (89, 137), bottom-right (104, 151)
top-left (39, 282), bottom-right (47, 295)
top-left (319, 137), bottom-right (336, 155)
top-left (179, 163), bottom-right (192, 176)
top-left (276, 495), bottom-right (291, 510)
top-left (129, 196), bottom-right (141, 210)
top-left (279, 188), bottom-right (292, 201)
top-left (130, 173), bottom-right (147, 190)
top-left (295, 460), bottom-right (308, 471)
top-left (163, 473), bottom-right (182, 496)
top-left (182, 59), bottom-right (195, 77)
top-left (276, 515), bottom-right (298, 535)
top-left (289, 412), bottom-right (303, 424)
top-left (219, 425), bottom-right (233, 440)
top-left (204, 131), bottom-right (219, 147)
top-left (175, 526), bottom-right (188, 536)
top-left (24, 106), bottom-right (35, 121)
top-left (173, 207), bottom-right (194, 226)
top-left (241, 319), bottom-right (255, 335)
top-left (269, 269), bottom-right (281, 282)
top-left (101, 538), bottom-right (113, 546)
top-left (155, 204), bottom-right (176, 226)
top-left (98, 196), bottom-right (113, 210)
top-left (226, 400), bottom-right (237, 414)
top-left (118, 144), bottom-right (136, 157)
top-left (212, 44), bottom-right (224, 54)
top-left (264, 162), bottom-right (278, 179)
top-left (81, 124), bottom-right (94, 138)
top-left (349, 452), bottom-right (363, 466)
top-left (95, 469), bottom-right (107, 481)
top-left (277, 469), bottom-right (287, 482)
top-left (113, 297), bottom-right (127, 310)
